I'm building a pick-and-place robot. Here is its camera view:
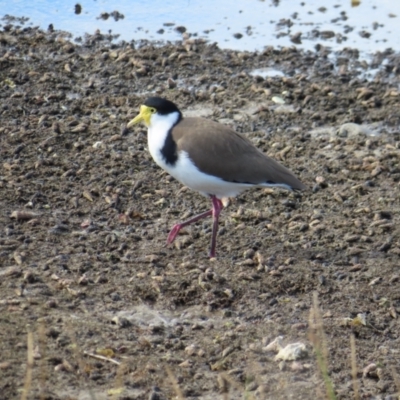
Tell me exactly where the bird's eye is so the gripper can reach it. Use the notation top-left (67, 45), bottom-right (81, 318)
top-left (150, 108), bottom-right (156, 113)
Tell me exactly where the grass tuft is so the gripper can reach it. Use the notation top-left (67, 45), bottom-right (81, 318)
top-left (166, 365), bottom-right (185, 400)
top-left (309, 292), bottom-right (336, 400)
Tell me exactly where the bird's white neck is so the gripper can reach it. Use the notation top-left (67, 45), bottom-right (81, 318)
top-left (148, 111), bottom-right (181, 132)
top-left (147, 111), bottom-right (181, 165)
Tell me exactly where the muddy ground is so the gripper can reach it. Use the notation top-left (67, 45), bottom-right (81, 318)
top-left (0, 22), bottom-right (400, 400)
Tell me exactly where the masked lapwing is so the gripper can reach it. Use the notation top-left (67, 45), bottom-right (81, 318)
top-left (127, 97), bottom-right (306, 258)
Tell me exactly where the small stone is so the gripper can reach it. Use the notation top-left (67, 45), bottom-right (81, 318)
top-left (167, 77), bottom-right (176, 89)
top-left (78, 275), bottom-right (88, 285)
top-left (349, 264), bottom-right (362, 272)
top-left (255, 385), bottom-right (268, 395)
top-left (197, 349), bottom-right (205, 357)
top-left (33, 346), bottom-right (41, 359)
top-left (269, 297), bottom-right (278, 306)
top-left (246, 381), bottom-right (258, 391)
top-left (241, 259), bottom-right (255, 266)
top-left (54, 363), bottom-right (65, 372)
top-left (11, 210), bottom-right (39, 221)
top-left (175, 26), bottom-right (186, 33)
top-left (243, 249), bottom-right (255, 259)
top-left (291, 323), bottom-right (307, 330)
top-left (145, 363), bottom-right (158, 373)
top-left (178, 359), bottom-right (192, 368)
top-left (221, 346), bottom-right (235, 358)
top-left (320, 30), bottom-right (335, 39)
top-left (185, 344), bottom-right (199, 356)
top-left (46, 300), bottom-right (58, 308)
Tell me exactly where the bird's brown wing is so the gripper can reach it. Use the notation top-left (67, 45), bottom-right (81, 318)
top-left (172, 118), bottom-right (306, 190)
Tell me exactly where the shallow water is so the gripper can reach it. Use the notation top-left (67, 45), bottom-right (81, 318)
top-left (2, 0), bottom-right (400, 53)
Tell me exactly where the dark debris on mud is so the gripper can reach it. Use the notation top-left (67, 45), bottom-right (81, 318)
top-left (0, 24), bottom-right (400, 400)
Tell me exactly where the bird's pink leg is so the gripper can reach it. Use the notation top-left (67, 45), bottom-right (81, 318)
top-left (167, 209), bottom-right (212, 244)
top-left (209, 195), bottom-right (223, 258)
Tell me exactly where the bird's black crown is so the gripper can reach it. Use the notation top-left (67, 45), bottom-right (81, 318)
top-left (144, 97), bottom-right (181, 116)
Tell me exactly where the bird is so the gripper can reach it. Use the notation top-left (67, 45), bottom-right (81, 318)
top-left (127, 97), bottom-right (306, 258)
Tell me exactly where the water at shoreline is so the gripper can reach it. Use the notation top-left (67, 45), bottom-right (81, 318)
top-left (2, 0), bottom-right (400, 53)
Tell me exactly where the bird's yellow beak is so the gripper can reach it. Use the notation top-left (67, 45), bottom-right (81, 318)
top-left (127, 105), bottom-right (152, 128)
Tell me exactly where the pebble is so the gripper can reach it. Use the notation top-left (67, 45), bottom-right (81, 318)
top-left (185, 344), bottom-right (199, 356)
top-left (290, 361), bottom-right (305, 372)
top-left (290, 32), bottom-right (302, 44)
top-left (291, 322), bottom-right (308, 330)
top-left (0, 362), bottom-right (11, 370)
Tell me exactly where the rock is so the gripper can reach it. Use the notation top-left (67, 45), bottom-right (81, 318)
top-left (337, 123), bottom-right (371, 137)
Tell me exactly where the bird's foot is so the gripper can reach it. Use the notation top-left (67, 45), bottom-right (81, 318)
top-left (167, 224), bottom-right (182, 244)
top-left (209, 250), bottom-right (216, 259)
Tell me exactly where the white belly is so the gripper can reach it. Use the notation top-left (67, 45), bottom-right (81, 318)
top-left (166, 150), bottom-right (252, 198)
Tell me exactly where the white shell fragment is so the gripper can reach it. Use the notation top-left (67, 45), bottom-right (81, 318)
top-left (271, 96), bottom-right (285, 104)
top-left (92, 141), bottom-right (104, 149)
top-left (263, 336), bottom-right (308, 361)
top-left (274, 343), bottom-right (308, 361)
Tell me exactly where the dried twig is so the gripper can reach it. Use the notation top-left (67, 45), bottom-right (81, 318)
top-left (38, 320), bottom-right (47, 400)
top-left (350, 334), bottom-right (360, 400)
top-left (83, 351), bottom-right (121, 365)
top-left (21, 326), bottom-right (34, 400)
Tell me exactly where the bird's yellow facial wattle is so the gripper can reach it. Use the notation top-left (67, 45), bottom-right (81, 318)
top-left (127, 105), bottom-right (156, 128)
